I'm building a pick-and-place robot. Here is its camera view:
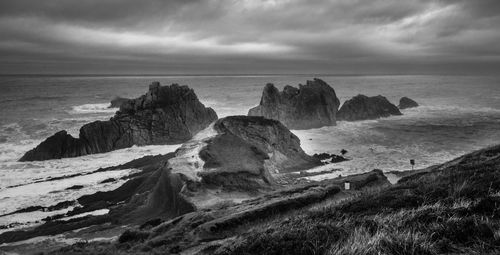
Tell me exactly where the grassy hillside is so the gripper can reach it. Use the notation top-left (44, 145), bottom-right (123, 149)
top-left (211, 145), bottom-right (500, 255)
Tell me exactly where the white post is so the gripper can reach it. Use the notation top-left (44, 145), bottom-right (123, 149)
top-left (344, 181), bottom-right (350, 190)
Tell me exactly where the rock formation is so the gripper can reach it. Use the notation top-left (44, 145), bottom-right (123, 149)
top-left (20, 82), bottom-right (218, 161)
top-left (109, 97), bottom-right (130, 108)
top-left (398, 97), bottom-right (419, 109)
top-left (168, 115), bottom-right (322, 208)
top-left (337, 94), bottom-right (402, 121)
top-left (313, 153), bottom-right (349, 163)
top-left (248, 78), bottom-right (340, 129)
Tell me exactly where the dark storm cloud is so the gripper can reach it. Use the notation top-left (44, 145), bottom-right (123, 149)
top-left (0, 0), bottom-right (202, 29)
top-left (0, 0), bottom-right (499, 74)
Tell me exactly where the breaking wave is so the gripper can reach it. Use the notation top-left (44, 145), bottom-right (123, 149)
top-left (70, 103), bottom-right (117, 114)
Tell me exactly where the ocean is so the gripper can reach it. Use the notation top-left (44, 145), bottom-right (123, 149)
top-left (1, 74), bottom-right (500, 231)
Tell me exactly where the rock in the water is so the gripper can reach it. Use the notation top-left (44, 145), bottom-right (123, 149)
top-left (248, 78), bottom-right (340, 129)
top-left (109, 97), bottom-right (130, 108)
top-left (337, 94), bottom-right (402, 121)
top-left (20, 82), bottom-right (218, 161)
top-left (313, 153), bottom-right (349, 163)
top-left (398, 97), bottom-right (419, 109)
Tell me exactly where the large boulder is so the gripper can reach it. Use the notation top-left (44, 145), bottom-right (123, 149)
top-left (20, 82), bottom-right (218, 161)
top-left (337, 94), bottom-right (402, 121)
top-left (398, 97), bottom-right (419, 109)
top-left (248, 78), bottom-right (340, 130)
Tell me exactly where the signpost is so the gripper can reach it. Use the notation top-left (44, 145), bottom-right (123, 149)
top-left (410, 159), bottom-right (415, 170)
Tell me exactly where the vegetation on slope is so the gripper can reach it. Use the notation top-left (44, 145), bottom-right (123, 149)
top-left (211, 145), bottom-right (500, 255)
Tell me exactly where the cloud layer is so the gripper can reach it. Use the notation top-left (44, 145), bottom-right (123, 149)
top-left (0, 0), bottom-right (499, 74)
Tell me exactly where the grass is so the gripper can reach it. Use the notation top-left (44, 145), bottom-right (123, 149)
top-left (215, 197), bottom-right (500, 255)
top-left (212, 148), bottom-right (500, 255)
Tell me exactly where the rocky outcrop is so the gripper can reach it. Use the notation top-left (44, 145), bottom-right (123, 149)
top-left (313, 153), bottom-right (349, 164)
top-left (20, 82), bottom-right (218, 161)
top-left (212, 116), bottom-right (321, 173)
top-left (109, 97), bottom-right (130, 108)
top-left (398, 97), bottom-right (419, 109)
top-left (168, 115), bottom-right (322, 208)
top-left (248, 78), bottom-right (340, 129)
top-left (337, 94), bottom-right (402, 121)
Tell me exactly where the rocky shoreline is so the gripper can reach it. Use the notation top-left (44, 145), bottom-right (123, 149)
top-left (3, 145), bottom-right (500, 254)
top-left (0, 115), bottom-right (325, 247)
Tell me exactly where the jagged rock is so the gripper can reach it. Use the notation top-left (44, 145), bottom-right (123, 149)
top-left (109, 97), bottom-right (130, 108)
top-left (20, 82), bottom-right (218, 161)
top-left (168, 115), bottom-right (322, 209)
top-left (337, 94), bottom-right (402, 121)
top-left (213, 116), bottom-right (321, 172)
top-left (248, 78), bottom-right (340, 129)
top-left (313, 153), bottom-right (349, 163)
top-left (398, 97), bottom-right (419, 109)
top-left (330, 155), bottom-right (348, 163)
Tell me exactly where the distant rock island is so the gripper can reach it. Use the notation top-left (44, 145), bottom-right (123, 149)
top-left (20, 82), bottom-right (218, 161)
top-left (248, 78), bottom-right (340, 129)
top-left (248, 78), bottom-right (412, 127)
top-left (337, 94), bottom-right (402, 121)
top-left (398, 96), bottom-right (419, 109)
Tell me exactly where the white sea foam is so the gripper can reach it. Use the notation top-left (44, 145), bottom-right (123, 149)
top-left (60, 209), bottom-right (109, 221)
top-left (0, 207), bottom-right (76, 234)
top-left (0, 169), bottom-right (138, 215)
top-left (70, 103), bottom-right (117, 114)
top-left (291, 107), bottom-right (496, 181)
top-left (0, 144), bottom-right (180, 189)
top-left (0, 143), bottom-right (181, 228)
top-left (0, 234), bottom-right (83, 248)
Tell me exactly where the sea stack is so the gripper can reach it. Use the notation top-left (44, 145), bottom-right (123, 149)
top-left (20, 82), bottom-right (218, 161)
top-left (248, 78), bottom-right (340, 130)
top-left (398, 97), bottom-right (419, 109)
top-left (337, 94), bottom-right (402, 121)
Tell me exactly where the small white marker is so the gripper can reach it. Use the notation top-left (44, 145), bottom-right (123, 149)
top-left (344, 181), bottom-right (350, 190)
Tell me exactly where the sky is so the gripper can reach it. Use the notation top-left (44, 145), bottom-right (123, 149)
top-left (0, 0), bottom-right (499, 75)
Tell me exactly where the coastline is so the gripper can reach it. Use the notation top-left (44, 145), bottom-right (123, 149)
top-left (1, 143), bottom-right (499, 254)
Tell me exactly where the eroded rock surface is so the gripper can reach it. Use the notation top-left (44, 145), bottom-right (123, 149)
top-left (337, 94), bottom-right (402, 121)
top-left (248, 78), bottom-right (340, 129)
top-left (169, 116), bottom-right (322, 209)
